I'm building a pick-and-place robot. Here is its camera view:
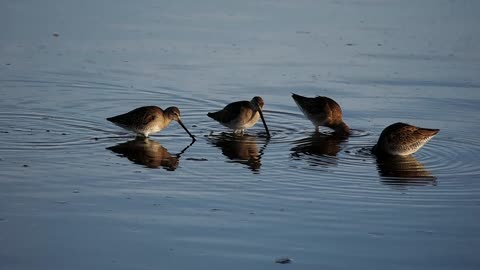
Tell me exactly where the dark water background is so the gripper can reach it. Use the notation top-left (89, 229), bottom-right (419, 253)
top-left (1, 0), bottom-right (479, 269)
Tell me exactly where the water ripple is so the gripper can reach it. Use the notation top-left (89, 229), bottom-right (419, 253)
top-left (416, 137), bottom-right (480, 178)
top-left (0, 112), bottom-right (110, 151)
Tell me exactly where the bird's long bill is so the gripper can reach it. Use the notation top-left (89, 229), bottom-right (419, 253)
top-left (258, 109), bottom-right (271, 137)
top-left (177, 119), bottom-right (196, 141)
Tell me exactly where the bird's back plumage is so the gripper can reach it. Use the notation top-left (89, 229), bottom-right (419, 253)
top-left (108, 106), bottom-right (160, 126)
top-left (107, 106), bottom-right (168, 137)
top-left (208, 100), bottom-right (260, 131)
top-left (373, 122), bottom-right (439, 156)
top-left (292, 93), bottom-right (349, 135)
top-left (207, 101), bottom-right (250, 123)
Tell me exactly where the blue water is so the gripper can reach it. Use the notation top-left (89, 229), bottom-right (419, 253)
top-left (1, 0), bottom-right (480, 269)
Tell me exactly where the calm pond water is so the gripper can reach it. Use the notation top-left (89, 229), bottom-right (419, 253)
top-left (1, 0), bottom-right (480, 269)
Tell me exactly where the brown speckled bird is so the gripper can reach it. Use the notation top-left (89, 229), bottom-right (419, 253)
top-left (292, 93), bottom-right (350, 136)
top-left (107, 106), bottom-right (195, 140)
top-left (207, 96), bottom-right (270, 137)
top-left (372, 122), bottom-right (439, 156)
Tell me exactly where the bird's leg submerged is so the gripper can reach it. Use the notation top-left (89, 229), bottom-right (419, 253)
top-left (233, 129), bottom-right (245, 136)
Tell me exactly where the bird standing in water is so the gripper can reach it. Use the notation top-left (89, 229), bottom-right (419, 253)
top-left (372, 122), bottom-right (439, 156)
top-left (292, 93), bottom-right (350, 136)
top-left (107, 106), bottom-right (195, 141)
top-left (207, 96), bottom-right (271, 137)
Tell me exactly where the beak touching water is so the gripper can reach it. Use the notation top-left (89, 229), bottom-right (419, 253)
top-left (177, 119), bottom-right (196, 141)
top-left (258, 109), bottom-right (271, 138)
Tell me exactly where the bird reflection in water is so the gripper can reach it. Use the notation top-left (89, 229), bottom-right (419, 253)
top-left (375, 154), bottom-right (436, 187)
top-left (107, 137), bottom-right (193, 171)
top-left (290, 132), bottom-right (346, 167)
top-left (207, 133), bottom-right (267, 173)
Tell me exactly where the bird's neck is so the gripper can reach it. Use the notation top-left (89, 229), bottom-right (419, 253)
top-left (160, 117), bottom-right (174, 129)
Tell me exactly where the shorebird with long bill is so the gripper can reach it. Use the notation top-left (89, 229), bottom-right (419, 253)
top-left (292, 93), bottom-right (350, 136)
top-left (207, 96), bottom-right (271, 137)
top-left (372, 122), bottom-right (439, 156)
top-left (107, 106), bottom-right (196, 141)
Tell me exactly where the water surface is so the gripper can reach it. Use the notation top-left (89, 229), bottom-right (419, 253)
top-left (1, 0), bottom-right (480, 269)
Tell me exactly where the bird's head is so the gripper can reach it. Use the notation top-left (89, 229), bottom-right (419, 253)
top-left (165, 106), bottom-right (181, 121)
top-left (251, 96), bottom-right (265, 110)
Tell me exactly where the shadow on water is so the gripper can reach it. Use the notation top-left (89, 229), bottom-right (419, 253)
top-left (375, 154), bottom-right (437, 187)
top-left (207, 132), bottom-right (268, 173)
top-left (290, 132), bottom-right (347, 167)
top-left (106, 137), bottom-right (194, 171)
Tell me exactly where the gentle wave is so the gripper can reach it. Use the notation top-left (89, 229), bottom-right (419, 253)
top-left (2, 74), bottom-right (478, 189)
top-left (0, 112), bottom-right (111, 150)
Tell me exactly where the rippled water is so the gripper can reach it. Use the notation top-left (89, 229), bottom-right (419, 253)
top-left (1, 0), bottom-right (480, 269)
